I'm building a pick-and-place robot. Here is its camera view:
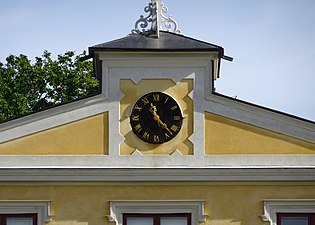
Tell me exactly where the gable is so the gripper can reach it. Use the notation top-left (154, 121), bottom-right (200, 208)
top-left (205, 112), bottom-right (315, 154)
top-left (0, 113), bottom-right (108, 155)
top-left (0, 49), bottom-right (314, 168)
top-left (1, 110), bottom-right (314, 156)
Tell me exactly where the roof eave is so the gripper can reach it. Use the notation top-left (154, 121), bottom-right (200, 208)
top-left (88, 47), bottom-right (225, 60)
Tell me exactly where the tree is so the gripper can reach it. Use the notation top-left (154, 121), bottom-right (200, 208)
top-left (0, 51), bottom-right (99, 123)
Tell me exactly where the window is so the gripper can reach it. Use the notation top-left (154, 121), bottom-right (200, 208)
top-left (261, 200), bottom-right (315, 225)
top-left (123, 214), bottom-right (191, 225)
top-left (277, 213), bottom-right (315, 225)
top-left (108, 201), bottom-right (206, 225)
top-left (0, 214), bottom-right (37, 225)
top-left (0, 201), bottom-right (51, 225)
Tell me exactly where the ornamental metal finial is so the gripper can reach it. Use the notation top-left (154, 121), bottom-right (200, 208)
top-left (131, 0), bottom-right (181, 37)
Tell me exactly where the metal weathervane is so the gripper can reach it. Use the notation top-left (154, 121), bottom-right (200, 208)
top-left (131, 0), bottom-right (181, 37)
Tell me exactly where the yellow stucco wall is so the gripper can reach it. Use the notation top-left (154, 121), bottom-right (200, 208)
top-left (0, 113), bottom-right (108, 155)
top-left (0, 183), bottom-right (314, 225)
top-left (205, 112), bottom-right (315, 154)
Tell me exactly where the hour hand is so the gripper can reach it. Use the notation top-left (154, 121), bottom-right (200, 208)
top-left (149, 103), bottom-right (157, 115)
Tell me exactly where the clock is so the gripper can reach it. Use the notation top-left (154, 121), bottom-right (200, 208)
top-left (130, 92), bottom-right (183, 144)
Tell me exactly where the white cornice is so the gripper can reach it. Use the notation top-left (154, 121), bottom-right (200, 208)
top-left (0, 155), bottom-right (314, 168)
top-left (0, 168), bottom-right (314, 182)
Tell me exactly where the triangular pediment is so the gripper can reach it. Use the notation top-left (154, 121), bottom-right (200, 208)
top-left (0, 30), bottom-right (314, 168)
top-left (1, 89), bottom-right (314, 158)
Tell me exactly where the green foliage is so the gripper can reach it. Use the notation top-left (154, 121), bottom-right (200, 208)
top-left (0, 50), bottom-right (99, 122)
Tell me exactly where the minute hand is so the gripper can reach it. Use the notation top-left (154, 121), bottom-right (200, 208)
top-left (149, 103), bottom-right (173, 135)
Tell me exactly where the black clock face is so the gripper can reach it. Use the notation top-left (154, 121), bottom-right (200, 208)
top-left (130, 92), bottom-right (183, 144)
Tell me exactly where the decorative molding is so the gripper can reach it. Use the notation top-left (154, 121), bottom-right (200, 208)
top-left (108, 200), bottom-right (206, 225)
top-left (0, 168), bottom-right (314, 182)
top-left (159, 1), bottom-right (180, 34)
top-left (131, 1), bottom-right (154, 34)
top-left (131, 0), bottom-right (180, 35)
top-left (261, 199), bottom-right (315, 225)
top-left (0, 200), bottom-right (52, 225)
top-left (0, 155), bottom-right (315, 169)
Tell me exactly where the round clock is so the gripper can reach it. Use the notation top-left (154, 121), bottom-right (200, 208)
top-left (130, 92), bottom-right (183, 144)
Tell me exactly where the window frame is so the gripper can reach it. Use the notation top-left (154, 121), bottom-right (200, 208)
top-left (0, 201), bottom-right (52, 225)
top-left (0, 213), bottom-right (37, 225)
top-left (277, 213), bottom-right (315, 225)
top-left (108, 201), bottom-right (206, 225)
top-left (123, 213), bottom-right (191, 225)
top-left (261, 200), bottom-right (315, 225)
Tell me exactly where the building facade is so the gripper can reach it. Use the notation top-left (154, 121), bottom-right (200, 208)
top-left (0, 1), bottom-right (315, 225)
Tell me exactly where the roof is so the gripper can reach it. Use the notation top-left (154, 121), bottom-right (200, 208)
top-left (89, 31), bottom-right (224, 57)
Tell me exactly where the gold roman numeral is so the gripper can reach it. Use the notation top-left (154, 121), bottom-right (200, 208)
top-left (174, 116), bottom-right (181, 121)
top-left (153, 94), bottom-right (160, 102)
top-left (171, 125), bottom-right (179, 132)
top-left (131, 115), bottom-right (139, 121)
top-left (142, 132), bottom-right (150, 140)
top-left (134, 105), bottom-right (142, 111)
top-left (153, 135), bottom-right (160, 143)
top-left (141, 97), bottom-right (149, 105)
top-left (134, 124), bottom-right (142, 133)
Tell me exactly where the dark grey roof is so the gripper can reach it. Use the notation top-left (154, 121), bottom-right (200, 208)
top-left (89, 31), bottom-right (224, 57)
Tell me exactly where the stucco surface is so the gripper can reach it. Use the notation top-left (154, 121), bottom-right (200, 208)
top-left (205, 112), bottom-right (315, 154)
top-left (0, 183), bottom-right (314, 225)
top-left (0, 113), bottom-right (108, 155)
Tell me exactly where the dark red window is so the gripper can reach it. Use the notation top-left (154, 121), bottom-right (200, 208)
top-left (123, 213), bottom-right (191, 225)
top-left (278, 213), bottom-right (315, 225)
top-left (0, 214), bottom-right (37, 225)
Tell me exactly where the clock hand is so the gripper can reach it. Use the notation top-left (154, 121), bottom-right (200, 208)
top-left (149, 103), bottom-right (173, 135)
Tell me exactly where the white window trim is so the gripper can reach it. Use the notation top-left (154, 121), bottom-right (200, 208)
top-left (261, 199), bottom-right (315, 225)
top-left (107, 200), bottom-right (207, 225)
top-left (0, 200), bottom-right (52, 225)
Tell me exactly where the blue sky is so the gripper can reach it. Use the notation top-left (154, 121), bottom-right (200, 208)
top-left (1, 0), bottom-right (314, 121)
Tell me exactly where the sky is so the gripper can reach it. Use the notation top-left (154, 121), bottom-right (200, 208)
top-left (0, 0), bottom-right (314, 121)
